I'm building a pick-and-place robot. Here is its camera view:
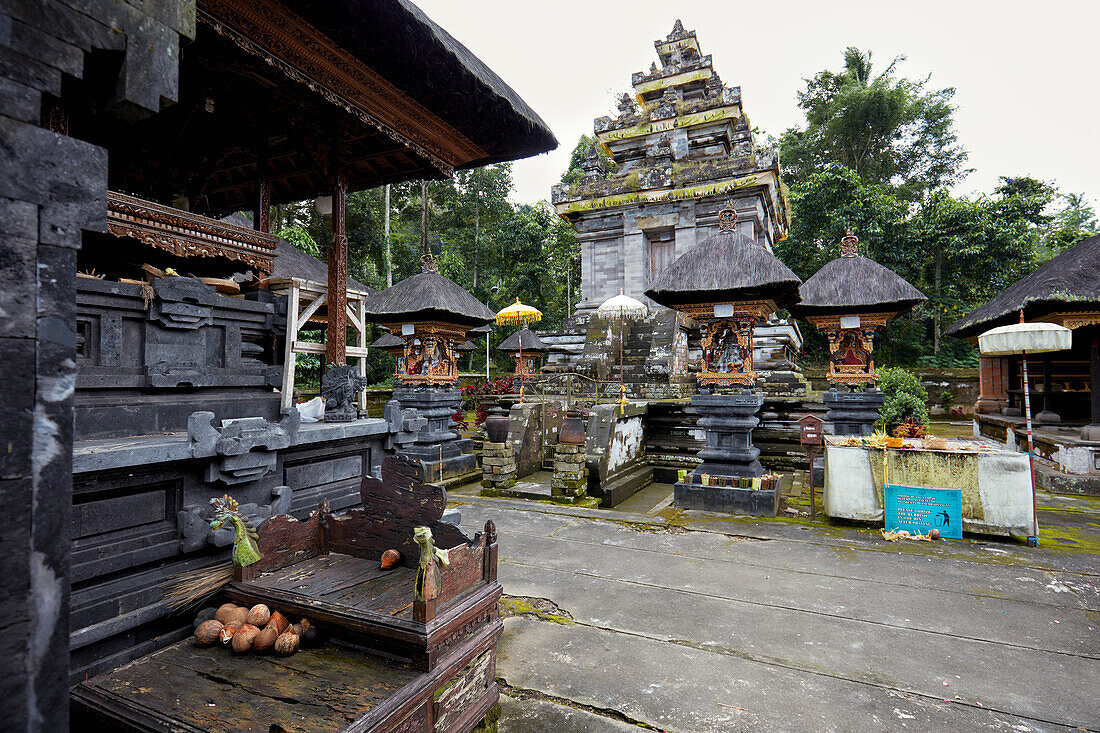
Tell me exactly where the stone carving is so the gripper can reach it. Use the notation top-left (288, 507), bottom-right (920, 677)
top-left (651, 89), bottom-right (679, 121)
top-left (321, 364), bottom-right (370, 422)
top-left (149, 276), bottom-right (216, 330)
top-left (384, 399), bottom-right (427, 450)
top-left (188, 408), bottom-right (300, 484)
top-left (177, 485), bottom-right (293, 553)
top-left (705, 73), bottom-right (723, 99)
top-left (616, 93), bottom-right (636, 117)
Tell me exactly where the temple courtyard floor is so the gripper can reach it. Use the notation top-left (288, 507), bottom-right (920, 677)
top-left (450, 478), bottom-right (1100, 732)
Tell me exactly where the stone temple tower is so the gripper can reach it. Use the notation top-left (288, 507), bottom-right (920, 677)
top-left (547, 20), bottom-right (802, 393)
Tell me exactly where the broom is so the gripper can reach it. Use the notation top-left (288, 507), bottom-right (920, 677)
top-left (162, 494), bottom-right (261, 611)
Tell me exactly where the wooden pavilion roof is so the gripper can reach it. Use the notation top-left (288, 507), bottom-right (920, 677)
top-left (64, 0), bottom-right (557, 217)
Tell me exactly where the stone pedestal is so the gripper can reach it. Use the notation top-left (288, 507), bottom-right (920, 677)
top-left (675, 390), bottom-right (777, 514)
top-left (480, 441), bottom-right (516, 490)
top-left (552, 443), bottom-right (589, 503)
top-left (392, 385), bottom-right (476, 483)
top-left (824, 388), bottom-right (885, 436)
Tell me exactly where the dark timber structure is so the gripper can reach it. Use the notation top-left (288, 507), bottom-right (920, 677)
top-left (793, 232), bottom-right (926, 436)
top-left (0, 1), bottom-right (554, 730)
top-left (948, 234), bottom-right (1100, 492)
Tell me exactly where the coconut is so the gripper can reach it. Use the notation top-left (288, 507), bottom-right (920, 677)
top-left (253, 624), bottom-right (279, 653)
top-left (193, 620), bottom-right (224, 646)
top-left (246, 604), bottom-right (271, 627)
top-left (232, 624), bottom-right (261, 653)
top-left (215, 603), bottom-right (240, 624)
top-left (273, 630), bottom-right (299, 656)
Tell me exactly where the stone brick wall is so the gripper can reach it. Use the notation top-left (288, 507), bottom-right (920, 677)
top-left (0, 3), bottom-right (193, 728)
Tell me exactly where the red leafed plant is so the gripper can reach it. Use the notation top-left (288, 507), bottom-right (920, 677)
top-left (451, 410), bottom-right (470, 431)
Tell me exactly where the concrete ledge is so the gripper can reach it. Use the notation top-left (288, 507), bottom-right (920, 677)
top-left (1037, 465), bottom-right (1100, 496)
top-left (589, 463), bottom-right (653, 508)
top-left (674, 481), bottom-right (779, 516)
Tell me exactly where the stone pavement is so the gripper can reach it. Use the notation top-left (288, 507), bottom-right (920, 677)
top-left (450, 484), bottom-right (1100, 732)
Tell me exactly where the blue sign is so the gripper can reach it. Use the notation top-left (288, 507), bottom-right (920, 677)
top-left (885, 485), bottom-right (963, 539)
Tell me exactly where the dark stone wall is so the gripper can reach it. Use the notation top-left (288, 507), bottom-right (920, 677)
top-left (0, 3), bottom-right (194, 729)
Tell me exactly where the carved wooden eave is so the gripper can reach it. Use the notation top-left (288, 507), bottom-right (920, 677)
top-left (107, 192), bottom-right (277, 274)
top-left (197, 0), bottom-right (486, 177)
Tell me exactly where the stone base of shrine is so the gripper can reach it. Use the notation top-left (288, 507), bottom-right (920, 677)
top-left (673, 479), bottom-right (781, 516)
top-left (824, 387), bottom-right (885, 436)
top-left (393, 384), bottom-right (477, 483)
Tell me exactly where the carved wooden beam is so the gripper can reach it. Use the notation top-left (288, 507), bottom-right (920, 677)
top-left (327, 169), bottom-right (349, 365)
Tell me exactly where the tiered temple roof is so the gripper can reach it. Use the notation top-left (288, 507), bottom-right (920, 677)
top-left (551, 20), bottom-right (787, 236)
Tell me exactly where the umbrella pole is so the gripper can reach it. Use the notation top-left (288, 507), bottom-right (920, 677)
top-left (518, 324), bottom-right (524, 399)
top-left (619, 307), bottom-right (626, 409)
top-left (1022, 348), bottom-right (1039, 545)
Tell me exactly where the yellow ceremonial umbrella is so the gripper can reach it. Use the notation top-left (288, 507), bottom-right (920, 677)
top-left (496, 298), bottom-right (542, 397)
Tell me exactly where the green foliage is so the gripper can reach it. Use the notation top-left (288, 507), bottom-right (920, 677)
top-left (277, 224), bottom-right (320, 257)
top-left (779, 47), bottom-right (967, 202)
top-left (877, 367), bottom-right (929, 430)
top-left (561, 134), bottom-right (617, 185)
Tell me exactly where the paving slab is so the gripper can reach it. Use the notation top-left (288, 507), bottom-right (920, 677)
top-left (457, 494), bottom-right (1100, 732)
top-left (500, 618), bottom-right (1081, 733)
top-left (497, 693), bottom-right (643, 732)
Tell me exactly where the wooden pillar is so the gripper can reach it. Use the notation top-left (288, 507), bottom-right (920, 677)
top-left (254, 178), bottom-right (271, 233)
top-left (327, 169), bottom-right (348, 366)
top-left (1089, 335), bottom-right (1100, 429)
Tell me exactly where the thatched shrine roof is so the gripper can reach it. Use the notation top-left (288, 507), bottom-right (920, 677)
top-left (644, 204), bottom-right (801, 309)
top-left (371, 332), bottom-right (405, 349)
top-left (948, 234), bottom-right (1100, 339)
top-left (498, 328), bottom-right (547, 353)
top-left (363, 269), bottom-right (495, 327)
top-left (792, 234), bottom-right (925, 317)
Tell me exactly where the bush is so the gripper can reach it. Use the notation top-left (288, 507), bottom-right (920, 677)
top-left (877, 367), bottom-right (929, 431)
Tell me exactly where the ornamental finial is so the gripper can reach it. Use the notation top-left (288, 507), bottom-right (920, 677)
top-left (420, 253), bottom-right (438, 272)
top-left (840, 231), bottom-right (859, 257)
top-left (717, 201), bottom-right (738, 233)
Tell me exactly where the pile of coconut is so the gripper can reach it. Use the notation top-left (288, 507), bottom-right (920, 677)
top-left (193, 603), bottom-right (318, 656)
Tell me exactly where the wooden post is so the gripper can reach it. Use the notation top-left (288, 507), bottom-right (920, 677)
top-left (327, 169), bottom-right (348, 366)
top-left (1091, 335), bottom-right (1100, 428)
top-left (254, 178), bottom-right (271, 233)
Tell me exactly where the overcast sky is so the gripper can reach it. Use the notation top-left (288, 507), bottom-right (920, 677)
top-left (414, 0), bottom-right (1099, 213)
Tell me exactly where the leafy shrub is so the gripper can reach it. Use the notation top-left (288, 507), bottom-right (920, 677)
top-left (460, 377), bottom-right (516, 411)
top-left (877, 367), bottom-right (929, 431)
top-left (939, 390), bottom-right (955, 410)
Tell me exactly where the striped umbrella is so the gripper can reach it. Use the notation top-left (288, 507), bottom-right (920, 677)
top-left (496, 299), bottom-right (542, 396)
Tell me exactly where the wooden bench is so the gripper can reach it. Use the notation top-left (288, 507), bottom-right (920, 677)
top-left (71, 455), bottom-right (502, 733)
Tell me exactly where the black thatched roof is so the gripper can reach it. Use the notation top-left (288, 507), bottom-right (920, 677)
top-left (498, 328), bottom-right (547, 352)
top-left (792, 256), bottom-right (925, 317)
top-left (948, 234), bottom-right (1100, 339)
top-left (644, 224), bottom-right (801, 309)
top-left (283, 0), bottom-right (558, 168)
top-left (363, 270), bottom-right (494, 327)
top-left (457, 340), bottom-right (477, 352)
top-left (469, 323), bottom-right (494, 335)
top-left (371, 332), bottom-right (405, 349)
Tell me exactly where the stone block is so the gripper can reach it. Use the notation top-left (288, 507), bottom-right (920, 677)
top-left (0, 76), bottom-right (40, 124)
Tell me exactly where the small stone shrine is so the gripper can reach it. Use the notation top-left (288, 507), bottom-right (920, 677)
top-left (498, 328), bottom-right (547, 380)
top-left (363, 255), bottom-right (496, 483)
top-left (645, 202), bottom-right (801, 514)
top-left (793, 232), bottom-right (926, 435)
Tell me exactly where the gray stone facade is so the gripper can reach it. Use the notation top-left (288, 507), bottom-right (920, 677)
top-left (0, 2), bottom-right (196, 728)
top-left (552, 20), bottom-right (790, 318)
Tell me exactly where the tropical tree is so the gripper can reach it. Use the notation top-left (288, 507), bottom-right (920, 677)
top-left (780, 47), bottom-right (968, 201)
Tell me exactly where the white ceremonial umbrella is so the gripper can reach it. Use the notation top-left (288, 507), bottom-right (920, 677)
top-left (979, 316), bottom-right (1071, 545)
top-left (597, 289), bottom-right (648, 408)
